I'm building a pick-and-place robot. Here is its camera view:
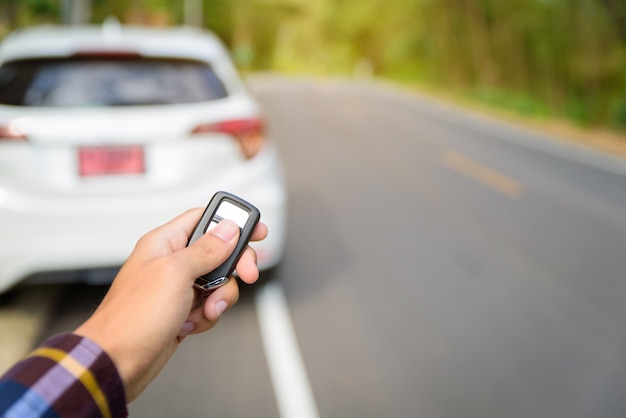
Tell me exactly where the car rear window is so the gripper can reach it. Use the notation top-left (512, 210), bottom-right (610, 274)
top-left (0, 56), bottom-right (228, 107)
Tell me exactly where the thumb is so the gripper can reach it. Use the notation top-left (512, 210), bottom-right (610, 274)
top-left (176, 219), bottom-right (240, 280)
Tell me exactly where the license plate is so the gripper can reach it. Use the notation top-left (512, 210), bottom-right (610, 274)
top-left (78, 146), bottom-right (145, 177)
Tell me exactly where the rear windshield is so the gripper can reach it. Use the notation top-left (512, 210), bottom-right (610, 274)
top-left (0, 56), bottom-right (228, 107)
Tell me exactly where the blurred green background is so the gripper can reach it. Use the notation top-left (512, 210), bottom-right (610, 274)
top-left (1, 0), bottom-right (625, 131)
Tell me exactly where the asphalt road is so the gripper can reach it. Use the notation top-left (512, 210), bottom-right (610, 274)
top-left (7, 76), bottom-right (626, 417)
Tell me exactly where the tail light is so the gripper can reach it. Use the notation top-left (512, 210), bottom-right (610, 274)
top-left (0, 123), bottom-right (27, 141)
top-left (191, 118), bottom-right (265, 159)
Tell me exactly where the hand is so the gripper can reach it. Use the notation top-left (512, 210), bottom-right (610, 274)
top-left (74, 208), bottom-right (268, 402)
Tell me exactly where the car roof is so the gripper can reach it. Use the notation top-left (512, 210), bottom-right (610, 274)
top-left (0, 21), bottom-right (231, 64)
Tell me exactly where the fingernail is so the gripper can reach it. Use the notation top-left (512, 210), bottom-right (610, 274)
top-left (211, 220), bottom-right (238, 242)
top-left (178, 321), bottom-right (195, 337)
top-left (215, 300), bottom-right (229, 318)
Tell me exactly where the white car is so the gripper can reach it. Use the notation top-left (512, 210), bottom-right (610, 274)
top-left (0, 22), bottom-right (286, 293)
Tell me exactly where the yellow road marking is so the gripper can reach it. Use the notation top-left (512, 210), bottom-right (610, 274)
top-left (442, 149), bottom-right (524, 199)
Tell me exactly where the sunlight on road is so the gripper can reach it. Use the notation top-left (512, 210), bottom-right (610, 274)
top-left (0, 286), bottom-right (59, 374)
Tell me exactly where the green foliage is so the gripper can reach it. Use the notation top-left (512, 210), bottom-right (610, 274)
top-left (467, 87), bottom-right (553, 120)
top-left (204, 0), bottom-right (234, 46)
top-left (28, 0), bottom-right (58, 15)
top-left (91, 0), bottom-right (128, 23)
top-left (2, 0), bottom-right (625, 130)
top-left (304, 0), bottom-right (626, 129)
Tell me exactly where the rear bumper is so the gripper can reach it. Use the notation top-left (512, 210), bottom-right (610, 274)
top-left (0, 156), bottom-right (286, 293)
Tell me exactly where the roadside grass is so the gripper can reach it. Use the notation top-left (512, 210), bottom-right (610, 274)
top-left (393, 79), bottom-right (626, 159)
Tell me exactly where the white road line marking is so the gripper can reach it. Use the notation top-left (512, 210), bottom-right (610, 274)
top-left (255, 281), bottom-right (320, 418)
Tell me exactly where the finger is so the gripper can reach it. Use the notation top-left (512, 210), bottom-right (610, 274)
top-left (178, 278), bottom-right (240, 337)
top-left (164, 211), bottom-right (265, 244)
top-left (235, 246), bottom-right (260, 284)
top-left (174, 219), bottom-right (240, 280)
top-left (156, 211), bottom-right (265, 245)
top-left (203, 278), bottom-right (240, 322)
top-left (135, 213), bottom-right (265, 262)
top-left (250, 222), bottom-right (268, 242)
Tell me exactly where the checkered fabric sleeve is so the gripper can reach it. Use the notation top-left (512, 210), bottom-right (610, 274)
top-left (0, 333), bottom-right (128, 418)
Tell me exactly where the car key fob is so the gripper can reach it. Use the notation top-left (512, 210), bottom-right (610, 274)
top-left (187, 191), bottom-right (261, 294)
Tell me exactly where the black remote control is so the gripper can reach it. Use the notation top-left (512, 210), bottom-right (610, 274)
top-left (187, 191), bottom-right (261, 293)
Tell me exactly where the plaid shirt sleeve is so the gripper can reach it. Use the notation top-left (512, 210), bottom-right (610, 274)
top-left (0, 333), bottom-right (128, 418)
